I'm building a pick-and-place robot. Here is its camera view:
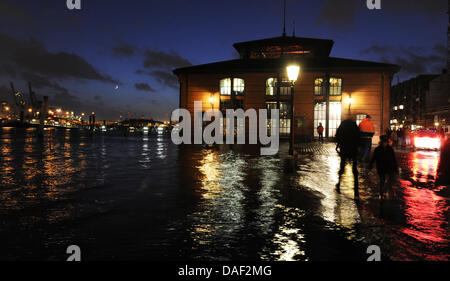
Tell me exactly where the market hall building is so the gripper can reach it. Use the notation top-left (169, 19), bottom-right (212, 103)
top-left (173, 35), bottom-right (400, 142)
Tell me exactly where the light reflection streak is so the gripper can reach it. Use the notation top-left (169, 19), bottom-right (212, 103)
top-left (189, 150), bottom-right (246, 253)
top-left (396, 150), bottom-right (449, 260)
top-left (297, 152), bottom-right (360, 229)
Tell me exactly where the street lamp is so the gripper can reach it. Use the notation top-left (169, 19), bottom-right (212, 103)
top-left (346, 95), bottom-right (353, 116)
top-left (209, 95), bottom-right (214, 110)
top-left (286, 64), bottom-right (300, 156)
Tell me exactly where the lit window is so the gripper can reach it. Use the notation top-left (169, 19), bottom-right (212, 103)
top-left (233, 78), bottom-right (245, 95)
top-left (314, 78), bottom-right (342, 96)
top-left (394, 106), bottom-right (398, 111)
top-left (266, 78), bottom-right (277, 96)
top-left (314, 78), bottom-right (325, 96)
top-left (279, 79), bottom-right (291, 96)
top-left (220, 78), bottom-right (231, 96)
top-left (314, 102), bottom-right (341, 137)
top-left (279, 102), bottom-right (291, 135)
top-left (329, 78), bottom-right (342, 96)
top-left (265, 101), bottom-right (291, 136)
top-left (220, 78), bottom-right (245, 96)
top-left (328, 102), bottom-right (342, 137)
top-left (399, 105), bottom-right (404, 110)
top-left (314, 102), bottom-right (326, 137)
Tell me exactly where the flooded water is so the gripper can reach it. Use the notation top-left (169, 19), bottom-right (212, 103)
top-left (0, 127), bottom-right (448, 261)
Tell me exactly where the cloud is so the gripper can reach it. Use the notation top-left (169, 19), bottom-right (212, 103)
top-left (51, 91), bottom-right (81, 111)
top-left (387, 0), bottom-right (447, 14)
top-left (318, 0), bottom-right (360, 28)
top-left (135, 82), bottom-right (156, 92)
top-left (0, 64), bottom-right (17, 78)
top-left (143, 49), bottom-right (192, 70)
top-left (0, 33), bottom-right (119, 84)
top-left (361, 43), bottom-right (446, 78)
top-left (0, 0), bottom-right (32, 25)
top-left (21, 72), bottom-right (69, 94)
top-left (136, 69), bottom-right (179, 89)
top-left (112, 40), bottom-right (137, 57)
top-left (318, 0), bottom-right (447, 28)
top-left (0, 85), bottom-right (13, 103)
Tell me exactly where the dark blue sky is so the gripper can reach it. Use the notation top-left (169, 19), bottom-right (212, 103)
top-left (0, 0), bottom-right (448, 120)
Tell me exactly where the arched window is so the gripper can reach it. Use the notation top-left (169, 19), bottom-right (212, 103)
top-left (329, 78), bottom-right (342, 96)
top-left (233, 78), bottom-right (245, 96)
top-left (220, 78), bottom-right (245, 96)
top-left (220, 78), bottom-right (232, 96)
top-left (266, 78), bottom-right (277, 96)
top-left (314, 78), bottom-right (326, 96)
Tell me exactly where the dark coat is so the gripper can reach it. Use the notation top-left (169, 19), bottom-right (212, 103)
top-left (370, 145), bottom-right (398, 175)
top-left (335, 119), bottom-right (360, 157)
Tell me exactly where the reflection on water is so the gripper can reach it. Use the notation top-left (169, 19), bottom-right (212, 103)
top-left (0, 128), bottom-right (447, 261)
top-left (296, 152), bottom-right (361, 230)
top-left (409, 151), bottom-right (440, 185)
top-left (391, 150), bottom-right (449, 261)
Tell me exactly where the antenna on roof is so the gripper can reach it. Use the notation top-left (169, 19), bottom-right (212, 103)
top-left (282, 0), bottom-right (286, 37)
top-left (293, 20), bottom-right (295, 37)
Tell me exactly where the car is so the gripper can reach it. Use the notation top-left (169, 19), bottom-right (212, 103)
top-left (411, 129), bottom-right (442, 150)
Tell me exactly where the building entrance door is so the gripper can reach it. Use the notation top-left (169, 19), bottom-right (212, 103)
top-left (314, 101), bottom-right (342, 138)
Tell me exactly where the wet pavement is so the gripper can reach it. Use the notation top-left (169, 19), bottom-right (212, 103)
top-left (0, 127), bottom-right (448, 261)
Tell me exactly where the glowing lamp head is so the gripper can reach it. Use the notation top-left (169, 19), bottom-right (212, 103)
top-left (209, 97), bottom-right (214, 104)
top-left (347, 97), bottom-right (354, 104)
top-left (286, 65), bottom-right (300, 82)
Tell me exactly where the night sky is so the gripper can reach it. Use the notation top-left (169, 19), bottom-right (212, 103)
top-left (0, 0), bottom-right (448, 121)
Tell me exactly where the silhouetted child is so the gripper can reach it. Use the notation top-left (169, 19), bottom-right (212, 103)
top-left (370, 135), bottom-right (398, 199)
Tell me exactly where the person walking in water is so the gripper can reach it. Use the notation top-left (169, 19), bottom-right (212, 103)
top-left (317, 123), bottom-right (324, 142)
top-left (370, 135), bottom-right (398, 199)
top-left (359, 114), bottom-right (375, 162)
top-left (335, 118), bottom-right (361, 195)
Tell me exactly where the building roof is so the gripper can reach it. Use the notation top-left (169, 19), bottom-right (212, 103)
top-left (174, 35), bottom-right (400, 75)
top-left (173, 57), bottom-right (400, 75)
top-left (233, 36), bottom-right (334, 58)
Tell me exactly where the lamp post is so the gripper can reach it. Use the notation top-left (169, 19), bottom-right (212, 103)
top-left (286, 64), bottom-right (300, 156)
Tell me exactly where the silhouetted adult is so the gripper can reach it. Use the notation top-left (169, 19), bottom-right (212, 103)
top-left (437, 138), bottom-right (450, 186)
top-left (359, 115), bottom-right (375, 161)
top-left (335, 118), bottom-right (361, 194)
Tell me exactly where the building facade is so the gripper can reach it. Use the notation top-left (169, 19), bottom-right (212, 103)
top-left (174, 36), bottom-right (399, 142)
top-left (390, 75), bottom-right (439, 130)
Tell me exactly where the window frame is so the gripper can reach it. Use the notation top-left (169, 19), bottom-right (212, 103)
top-left (220, 77), bottom-right (245, 97)
top-left (314, 77), bottom-right (343, 96)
